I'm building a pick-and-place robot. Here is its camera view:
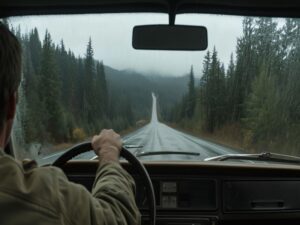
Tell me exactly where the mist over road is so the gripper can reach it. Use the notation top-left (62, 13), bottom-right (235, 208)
top-left (39, 93), bottom-right (238, 164)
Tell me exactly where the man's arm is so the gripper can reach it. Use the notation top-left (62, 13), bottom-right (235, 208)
top-left (91, 162), bottom-right (140, 224)
top-left (56, 129), bottom-right (141, 225)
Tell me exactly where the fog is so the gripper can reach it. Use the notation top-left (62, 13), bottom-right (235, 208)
top-left (11, 13), bottom-right (243, 77)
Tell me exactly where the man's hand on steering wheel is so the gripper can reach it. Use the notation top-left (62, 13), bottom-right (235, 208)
top-left (92, 129), bottom-right (123, 165)
top-left (53, 131), bottom-right (156, 225)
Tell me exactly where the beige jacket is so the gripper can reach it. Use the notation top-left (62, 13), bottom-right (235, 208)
top-left (0, 149), bottom-right (141, 225)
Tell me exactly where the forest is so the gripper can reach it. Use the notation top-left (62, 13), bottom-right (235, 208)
top-left (11, 28), bottom-right (135, 145)
top-left (3, 16), bottom-right (300, 157)
top-left (3, 19), bottom-right (188, 150)
top-left (169, 17), bottom-right (300, 155)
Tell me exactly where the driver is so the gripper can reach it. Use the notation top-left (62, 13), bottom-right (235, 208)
top-left (0, 23), bottom-right (140, 224)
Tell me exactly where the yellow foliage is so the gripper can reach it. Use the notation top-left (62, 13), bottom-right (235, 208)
top-left (72, 128), bottom-right (86, 142)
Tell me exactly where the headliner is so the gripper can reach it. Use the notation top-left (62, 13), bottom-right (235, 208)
top-left (1, 0), bottom-right (300, 18)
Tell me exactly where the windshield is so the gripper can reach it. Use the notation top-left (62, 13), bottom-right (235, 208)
top-left (5, 13), bottom-right (300, 164)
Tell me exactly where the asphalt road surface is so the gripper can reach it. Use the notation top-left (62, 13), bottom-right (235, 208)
top-left (122, 93), bottom-right (238, 161)
top-left (38, 93), bottom-right (239, 165)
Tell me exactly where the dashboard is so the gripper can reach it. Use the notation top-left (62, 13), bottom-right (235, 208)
top-left (62, 161), bottom-right (300, 225)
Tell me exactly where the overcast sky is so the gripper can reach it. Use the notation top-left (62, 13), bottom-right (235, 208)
top-left (11, 13), bottom-right (243, 77)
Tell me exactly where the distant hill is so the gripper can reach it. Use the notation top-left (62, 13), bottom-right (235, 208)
top-left (104, 65), bottom-right (189, 121)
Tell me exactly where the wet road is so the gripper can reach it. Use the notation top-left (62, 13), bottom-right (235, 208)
top-left (38, 93), bottom-right (238, 164)
top-left (122, 93), bottom-right (238, 161)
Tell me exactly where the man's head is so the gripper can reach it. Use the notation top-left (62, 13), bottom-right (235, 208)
top-left (0, 22), bottom-right (22, 148)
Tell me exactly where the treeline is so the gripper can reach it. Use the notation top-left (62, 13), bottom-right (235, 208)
top-left (7, 23), bottom-right (135, 144)
top-left (170, 17), bottom-right (300, 155)
top-left (104, 67), bottom-right (190, 123)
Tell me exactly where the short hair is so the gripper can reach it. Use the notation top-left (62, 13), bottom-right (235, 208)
top-left (0, 22), bottom-right (22, 130)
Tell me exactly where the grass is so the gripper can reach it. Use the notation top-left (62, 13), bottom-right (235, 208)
top-left (167, 122), bottom-right (245, 152)
top-left (168, 121), bottom-right (300, 156)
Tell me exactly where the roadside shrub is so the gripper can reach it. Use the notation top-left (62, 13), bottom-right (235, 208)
top-left (72, 128), bottom-right (87, 142)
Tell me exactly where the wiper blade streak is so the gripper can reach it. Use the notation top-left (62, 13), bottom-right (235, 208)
top-left (204, 152), bottom-right (300, 165)
top-left (136, 151), bottom-right (200, 157)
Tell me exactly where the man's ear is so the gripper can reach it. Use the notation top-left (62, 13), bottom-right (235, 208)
top-left (6, 92), bottom-right (17, 120)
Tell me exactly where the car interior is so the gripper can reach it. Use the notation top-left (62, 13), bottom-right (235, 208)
top-left (1, 0), bottom-right (300, 225)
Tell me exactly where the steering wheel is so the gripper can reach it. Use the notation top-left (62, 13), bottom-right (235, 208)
top-left (52, 142), bottom-right (156, 225)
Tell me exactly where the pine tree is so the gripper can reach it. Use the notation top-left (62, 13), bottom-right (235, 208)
top-left (216, 63), bottom-right (226, 127)
top-left (225, 53), bottom-right (235, 121)
top-left (21, 30), bottom-right (44, 142)
top-left (83, 37), bottom-right (95, 132)
top-left (29, 28), bottom-right (42, 73)
top-left (232, 17), bottom-right (257, 121)
top-left (39, 31), bottom-right (65, 141)
top-left (186, 65), bottom-right (196, 118)
top-left (198, 51), bottom-right (211, 125)
top-left (243, 67), bottom-right (279, 146)
top-left (99, 61), bottom-right (108, 112)
top-left (95, 61), bottom-right (108, 116)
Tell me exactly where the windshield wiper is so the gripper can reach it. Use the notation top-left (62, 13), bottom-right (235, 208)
top-left (204, 152), bottom-right (300, 165)
top-left (136, 151), bottom-right (200, 157)
top-left (124, 144), bottom-right (144, 149)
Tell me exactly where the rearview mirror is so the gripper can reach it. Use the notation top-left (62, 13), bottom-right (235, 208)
top-left (132, 25), bottom-right (208, 51)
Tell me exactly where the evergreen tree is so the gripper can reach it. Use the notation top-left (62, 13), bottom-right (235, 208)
top-left (198, 51), bottom-right (211, 125)
top-left (29, 28), bottom-right (42, 73)
top-left (83, 37), bottom-right (95, 132)
top-left (39, 31), bottom-right (65, 141)
top-left (216, 62), bottom-right (226, 126)
top-left (243, 67), bottom-right (280, 147)
top-left (225, 53), bottom-right (235, 121)
top-left (206, 47), bottom-right (220, 132)
top-left (232, 17), bottom-right (257, 121)
top-left (22, 31), bottom-right (44, 142)
top-left (95, 61), bottom-right (108, 116)
top-left (186, 65), bottom-right (196, 118)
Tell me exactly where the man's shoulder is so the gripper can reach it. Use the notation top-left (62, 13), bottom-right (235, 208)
top-left (1, 154), bottom-right (66, 179)
top-left (0, 156), bottom-right (69, 212)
